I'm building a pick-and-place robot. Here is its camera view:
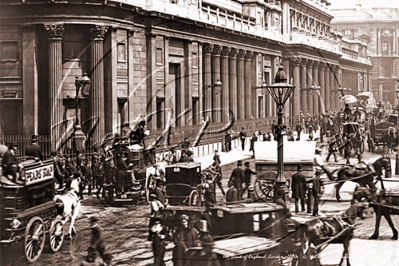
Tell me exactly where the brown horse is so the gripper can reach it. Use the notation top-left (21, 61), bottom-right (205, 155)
top-left (353, 186), bottom-right (398, 240)
top-left (333, 156), bottom-right (390, 202)
top-left (300, 200), bottom-right (367, 266)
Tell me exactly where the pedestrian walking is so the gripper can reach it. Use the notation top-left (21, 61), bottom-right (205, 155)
top-left (173, 215), bottom-right (199, 266)
top-left (86, 217), bottom-right (107, 264)
top-left (326, 140), bottom-right (338, 162)
top-left (151, 217), bottom-right (168, 266)
top-left (249, 133), bottom-right (258, 158)
top-left (239, 127), bottom-right (246, 151)
top-left (229, 160), bottom-right (245, 200)
top-left (213, 150), bottom-right (221, 165)
top-left (224, 132), bottom-right (231, 152)
top-left (291, 165), bottom-right (306, 213)
top-left (312, 172), bottom-right (322, 217)
top-left (295, 121), bottom-right (302, 141)
top-left (148, 176), bottom-right (167, 242)
top-left (210, 161), bottom-right (225, 197)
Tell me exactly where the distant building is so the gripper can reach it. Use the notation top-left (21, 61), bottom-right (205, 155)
top-left (331, 4), bottom-right (399, 105)
top-left (1, 0), bottom-right (372, 149)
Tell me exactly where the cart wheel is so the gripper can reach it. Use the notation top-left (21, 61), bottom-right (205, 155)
top-left (189, 190), bottom-right (201, 207)
top-left (24, 216), bottom-right (46, 263)
top-left (49, 217), bottom-right (64, 252)
top-left (104, 184), bottom-right (114, 205)
top-left (254, 171), bottom-right (277, 201)
top-left (145, 174), bottom-right (156, 204)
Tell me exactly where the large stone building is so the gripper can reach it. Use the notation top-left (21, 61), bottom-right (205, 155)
top-left (331, 4), bottom-right (399, 106)
top-left (0, 0), bottom-right (372, 149)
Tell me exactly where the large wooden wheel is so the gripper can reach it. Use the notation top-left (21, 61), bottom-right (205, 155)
top-left (189, 190), bottom-right (201, 206)
top-left (145, 174), bottom-right (156, 204)
top-left (49, 217), bottom-right (64, 252)
top-left (24, 216), bottom-right (46, 263)
top-left (254, 171), bottom-right (277, 201)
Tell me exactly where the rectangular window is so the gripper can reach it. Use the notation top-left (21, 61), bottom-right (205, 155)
top-left (156, 98), bottom-right (165, 129)
top-left (156, 48), bottom-right (163, 65)
top-left (0, 41), bottom-right (18, 61)
top-left (258, 96), bottom-right (263, 118)
top-left (117, 43), bottom-right (126, 62)
top-left (344, 29), bottom-right (351, 35)
top-left (382, 42), bottom-right (388, 55)
top-left (192, 52), bottom-right (198, 68)
top-left (192, 97), bottom-right (199, 125)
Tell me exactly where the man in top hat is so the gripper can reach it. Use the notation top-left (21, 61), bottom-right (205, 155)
top-left (186, 235), bottom-right (221, 266)
top-left (2, 143), bottom-right (23, 184)
top-left (229, 160), bottom-right (245, 200)
top-left (239, 127), bottom-right (246, 151)
top-left (25, 135), bottom-right (43, 161)
top-left (291, 165), bottom-right (306, 213)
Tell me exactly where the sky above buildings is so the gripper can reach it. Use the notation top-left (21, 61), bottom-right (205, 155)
top-left (330, 0), bottom-right (399, 9)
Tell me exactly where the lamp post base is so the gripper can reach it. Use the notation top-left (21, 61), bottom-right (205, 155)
top-left (273, 180), bottom-right (287, 202)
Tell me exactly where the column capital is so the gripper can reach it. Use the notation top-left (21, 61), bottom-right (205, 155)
top-left (319, 61), bottom-right (326, 69)
top-left (313, 60), bottom-right (320, 68)
top-left (212, 44), bottom-right (223, 55)
top-left (44, 24), bottom-right (64, 39)
top-left (229, 47), bottom-right (239, 58)
top-left (238, 49), bottom-right (246, 58)
top-left (221, 46), bottom-right (231, 57)
top-left (307, 59), bottom-right (314, 67)
top-left (204, 43), bottom-right (214, 54)
top-left (290, 57), bottom-right (302, 65)
top-left (301, 58), bottom-right (308, 65)
top-left (89, 25), bottom-right (108, 40)
top-left (245, 50), bottom-right (254, 59)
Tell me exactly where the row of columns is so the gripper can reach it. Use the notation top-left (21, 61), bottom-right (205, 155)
top-left (341, 68), bottom-right (363, 98)
top-left (45, 24), bottom-right (108, 148)
top-left (291, 58), bottom-right (341, 121)
top-left (203, 44), bottom-right (266, 122)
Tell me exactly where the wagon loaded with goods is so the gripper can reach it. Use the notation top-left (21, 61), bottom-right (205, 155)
top-left (1, 159), bottom-right (64, 263)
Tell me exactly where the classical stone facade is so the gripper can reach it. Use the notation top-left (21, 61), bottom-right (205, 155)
top-left (331, 5), bottom-right (399, 106)
top-left (0, 0), bottom-right (371, 148)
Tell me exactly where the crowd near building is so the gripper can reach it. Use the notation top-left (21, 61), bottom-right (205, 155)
top-left (0, 0), bottom-right (372, 152)
top-left (331, 3), bottom-right (399, 107)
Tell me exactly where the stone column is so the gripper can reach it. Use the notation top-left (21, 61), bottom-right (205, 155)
top-left (319, 62), bottom-right (325, 114)
top-left (244, 50), bottom-right (253, 119)
top-left (301, 59), bottom-right (308, 113)
top-left (325, 63), bottom-right (330, 113)
top-left (379, 83), bottom-right (383, 103)
top-left (89, 25), bottom-right (107, 140)
top-left (203, 43), bottom-right (213, 121)
top-left (237, 49), bottom-right (246, 120)
top-left (313, 61), bottom-right (319, 115)
top-left (292, 58), bottom-right (301, 121)
top-left (212, 45), bottom-right (222, 122)
top-left (229, 48), bottom-right (238, 118)
top-left (282, 59), bottom-right (290, 123)
top-left (45, 24), bottom-right (64, 149)
top-left (307, 60), bottom-right (314, 115)
top-left (221, 46), bottom-right (230, 122)
top-left (331, 66), bottom-right (338, 112)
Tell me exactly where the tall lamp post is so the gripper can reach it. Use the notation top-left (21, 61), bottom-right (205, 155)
top-left (74, 73), bottom-right (91, 158)
top-left (266, 65), bottom-right (295, 202)
top-left (396, 81), bottom-right (399, 115)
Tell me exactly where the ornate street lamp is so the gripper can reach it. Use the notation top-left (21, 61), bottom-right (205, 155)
top-left (74, 73), bottom-right (91, 153)
top-left (253, 81), bottom-right (268, 95)
top-left (266, 65), bottom-right (295, 202)
top-left (204, 79), bottom-right (223, 95)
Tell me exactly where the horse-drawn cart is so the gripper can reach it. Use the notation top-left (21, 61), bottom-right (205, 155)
top-left (1, 159), bottom-right (64, 263)
top-left (368, 120), bottom-right (396, 153)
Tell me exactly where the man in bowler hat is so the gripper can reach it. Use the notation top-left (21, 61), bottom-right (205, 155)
top-left (25, 135), bottom-right (44, 161)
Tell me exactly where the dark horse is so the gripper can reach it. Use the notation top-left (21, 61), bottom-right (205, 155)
top-left (299, 200), bottom-right (367, 266)
top-left (332, 156), bottom-right (390, 202)
top-left (353, 186), bottom-right (398, 240)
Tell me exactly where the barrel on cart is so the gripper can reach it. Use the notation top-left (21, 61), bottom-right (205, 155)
top-left (1, 159), bottom-right (64, 263)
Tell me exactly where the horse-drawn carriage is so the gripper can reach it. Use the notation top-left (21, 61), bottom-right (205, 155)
top-left (368, 120), bottom-right (396, 153)
top-left (1, 159), bottom-right (64, 263)
top-left (102, 136), bottom-right (157, 206)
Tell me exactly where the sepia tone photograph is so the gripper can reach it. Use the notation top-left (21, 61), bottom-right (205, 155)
top-left (1, 0), bottom-right (399, 265)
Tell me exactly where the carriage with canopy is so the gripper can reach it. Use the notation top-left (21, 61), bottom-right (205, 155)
top-left (1, 158), bottom-right (64, 263)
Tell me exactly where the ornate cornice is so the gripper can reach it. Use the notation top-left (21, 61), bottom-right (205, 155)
top-left (212, 45), bottom-right (222, 55)
top-left (203, 43), bottom-right (214, 54)
top-left (221, 46), bottom-right (231, 57)
top-left (89, 25), bottom-right (108, 40)
top-left (44, 24), bottom-right (64, 39)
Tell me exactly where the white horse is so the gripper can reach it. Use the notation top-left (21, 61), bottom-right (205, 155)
top-left (54, 179), bottom-right (81, 238)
